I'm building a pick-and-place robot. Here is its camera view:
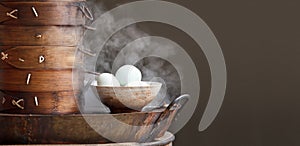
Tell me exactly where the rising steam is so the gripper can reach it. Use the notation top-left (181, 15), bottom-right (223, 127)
top-left (81, 0), bottom-right (181, 112)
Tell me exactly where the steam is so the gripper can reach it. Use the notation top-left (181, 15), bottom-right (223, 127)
top-left (82, 1), bottom-right (181, 112)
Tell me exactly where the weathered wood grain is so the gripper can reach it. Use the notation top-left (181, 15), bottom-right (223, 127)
top-left (0, 90), bottom-right (80, 114)
top-left (0, 26), bottom-right (83, 46)
top-left (0, 46), bottom-right (83, 69)
top-left (0, 1), bottom-right (87, 26)
top-left (0, 109), bottom-right (177, 144)
top-left (0, 69), bottom-right (83, 92)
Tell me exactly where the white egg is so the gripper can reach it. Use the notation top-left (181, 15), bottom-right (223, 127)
top-left (96, 73), bottom-right (120, 86)
top-left (126, 81), bottom-right (150, 87)
top-left (115, 65), bottom-right (142, 86)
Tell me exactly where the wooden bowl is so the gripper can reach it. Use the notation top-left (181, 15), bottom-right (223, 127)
top-left (92, 82), bottom-right (162, 113)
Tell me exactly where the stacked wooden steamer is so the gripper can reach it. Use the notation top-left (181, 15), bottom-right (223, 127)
top-left (0, 0), bottom-right (92, 114)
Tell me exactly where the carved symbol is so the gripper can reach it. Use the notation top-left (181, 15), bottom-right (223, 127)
top-left (18, 58), bottom-right (25, 62)
top-left (32, 6), bottom-right (38, 17)
top-left (26, 73), bottom-right (32, 85)
top-left (39, 55), bottom-right (45, 63)
top-left (6, 9), bottom-right (18, 19)
top-left (34, 96), bottom-right (39, 106)
top-left (35, 34), bottom-right (42, 39)
top-left (12, 99), bottom-right (24, 109)
top-left (1, 52), bottom-right (8, 60)
top-left (2, 97), bottom-right (6, 104)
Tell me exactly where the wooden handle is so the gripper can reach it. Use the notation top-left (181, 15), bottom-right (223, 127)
top-left (0, 46), bottom-right (83, 69)
top-left (0, 1), bottom-right (89, 26)
top-left (0, 25), bottom-right (83, 46)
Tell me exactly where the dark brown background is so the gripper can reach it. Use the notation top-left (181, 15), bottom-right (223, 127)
top-left (100, 0), bottom-right (300, 145)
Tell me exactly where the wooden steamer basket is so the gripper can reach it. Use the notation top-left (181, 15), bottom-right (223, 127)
top-left (0, 0), bottom-right (90, 114)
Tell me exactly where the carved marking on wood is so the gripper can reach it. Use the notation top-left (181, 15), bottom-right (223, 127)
top-left (2, 97), bottom-right (6, 104)
top-left (18, 58), bottom-right (25, 62)
top-left (1, 52), bottom-right (8, 60)
top-left (39, 55), bottom-right (45, 63)
top-left (34, 96), bottom-right (39, 106)
top-left (6, 9), bottom-right (18, 19)
top-left (32, 7), bottom-right (38, 17)
top-left (26, 73), bottom-right (32, 85)
top-left (35, 34), bottom-right (42, 39)
top-left (12, 99), bottom-right (24, 109)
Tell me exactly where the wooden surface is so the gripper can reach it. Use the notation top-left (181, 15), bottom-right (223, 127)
top-left (0, 26), bottom-right (83, 46)
top-left (0, 69), bottom-right (82, 92)
top-left (0, 91), bottom-right (80, 114)
top-left (0, 111), bottom-right (177, 144)
top-left (0, 1), bottom-right (86, 26)
top-left (0, 46), bottom-right (81, 69)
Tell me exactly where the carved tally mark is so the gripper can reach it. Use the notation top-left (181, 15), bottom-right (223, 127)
top-left (12, 99), bottom-right (24, 109)
top-left (31, 6), bottom-right (38, 17)
top-left (1, 52), bottom-right (8, 60)
top-left (6, 9), bottom-right (18, 19)
top-left (2, 97), bottom-right (6, 104)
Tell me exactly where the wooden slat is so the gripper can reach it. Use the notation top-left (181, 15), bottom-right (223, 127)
top-left (0, 26), bottom-right (83, 46)
top-left (0, 91), bottom-right (80, 114)
top-left (0, 1), bottom-right (87, 25)
top-left (0, 69), bottom-right (83, 92)
top-left (0, 46), bottom-right (82, 69)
